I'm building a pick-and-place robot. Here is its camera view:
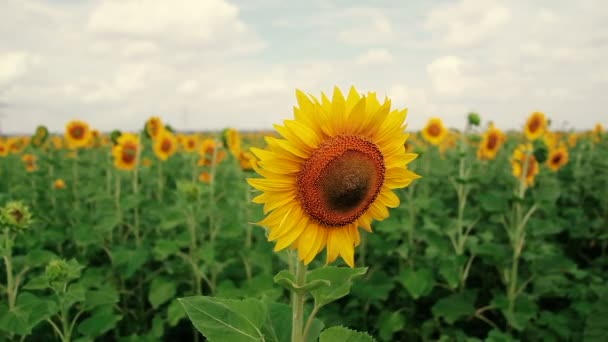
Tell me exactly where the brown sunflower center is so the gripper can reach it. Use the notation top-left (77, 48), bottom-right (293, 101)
top-left (297, 135), bottom-right (385, 227)
top-left (524, 156), bottom-right (537, 177)
top-left (486, 133), bottom-right (498, 149)
top-left (161, 139), bottom-right (172, 153)
top-left (428, 124), bottom-right (441, 137)
top-left (122, 145), bottom-right (137, 164)
top-left (528, 117), bottom-right (541, 133)
top-left (188, 140), bottom-right (196, 148)
top-left (551, 153), bottom-right (562, 165)
top-left (70, 126), bottom-right (85, 139)
top-left (10, 209), bottom-right (23, 223)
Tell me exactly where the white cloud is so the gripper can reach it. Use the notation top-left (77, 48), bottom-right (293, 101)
top-left (177, 80), bottom-right (199, 95)
top-left (335, 9), bottom-right (392, 45)
top-left (356, 49), bottom-right (393, 66)
top-left (427, 56), bottom-right (483, 95)
top-left (426, 0), bottom-right (511, 47)
top-left (0, 52), bottom-right (40, 87)
top-left (81, 63), bottom-right (162, 103)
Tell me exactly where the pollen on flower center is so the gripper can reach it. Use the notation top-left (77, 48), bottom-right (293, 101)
top-left (297, 135), bottom-right (385, 227)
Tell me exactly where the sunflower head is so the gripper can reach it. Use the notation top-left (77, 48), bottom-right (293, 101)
top-left (54, 179), bottom-right (67, 190)
top-left (222, 128), bottom-right (241, 157)
top-left (145, 116), bottom-right (165, 139)
top-left (248, 86), bottom-right (420, 267)
top-left (477, 124), bottom-right (505, 160)
top-left (182, 134), bottom-right (200, 152)
top-left (524, 112), bottom-right (547, 141)
top-left (422, 117), bottom-right (448, 146)
top-left (21, 154), bottom-right (37, 172)
top-left (112, 133), bottom-right (140, 171)
top-left (65, 120), bottom-right (92, 149)
top-left (32, 125), bottom-right (49, 147)
top-left (547, 144), bottom-right (569, 172)
top-left (8, 137), bottom-right (25, 154)
top-left (593, 123), bottom-right (604, 143)
top-left (153, 130), bottom-right (177, 161)
top-left (238, 151), bottom-right (257, 171)
top-left (1, 201), bottom-right (33, 232)
top-left (568, 133), bottom-right (578, 148)
top-left (198, 172), bottom-right (212, 183)
top-left (0, 140), bottom-right (8, 157)
top-left (511, 144), bottom-right (539, 186)
top-left (52, 136), bottom-right (64, 150)
top-left (197, 138), bottom-right (225, 166)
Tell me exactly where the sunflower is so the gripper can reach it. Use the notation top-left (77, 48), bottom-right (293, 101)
top-left (8, 137), bottom-right (25, 154)
top-left (153, 130), bottom-right (177, 161)
top-left (182, 134), bottom-right (200, 153)
top-left (146, 116), bottom-right (165, 140)
top-left (524, 112), bottom-right (547, 141)
top-left (477, 124), bottom-right (506, 160)
top-left (422, 117), bottom-right (448, 146)
top-left (568, 133), bottom-right (578, 148)
top-left (511, 144), bottom-right (539, 186)
top-left (142, 158), bottom-right (153, 168)
top-left (22, 154), bottom-right (37, 172)
top-left (0, 140), bottom-right (7, 157)
top-left (65, 120), bottom-right (92, 149)
top-left (593, 123), bottom-right (604, 143)
top-left (112, 133), bottom-right (140, 171)
top-left (53, 179), bottom-right (67, 190)
top-left (248, 86), bottom-right (420, 267)
top-left (197, 138), bottom-right (226, 166)
top-left (223, 128), bottom-right (241, 157)
top-left (198, 172), bottom-right (212, 183)
top-left (238, 151), bottom-right (257, 171)
top-left (547, 144), bottom-right (569, 172)
top-left (52, 136), bottom-right (64, 150)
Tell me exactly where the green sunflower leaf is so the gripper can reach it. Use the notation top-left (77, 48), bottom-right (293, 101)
top-left (307, 267), bottom-right (367, 307)
top-left (274, 270), bottom-right (330, 295)
top-left (319, 326), bottom-right (375, 342)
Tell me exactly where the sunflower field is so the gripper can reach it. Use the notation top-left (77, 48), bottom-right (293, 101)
top-left (1, 87), bottom-right (607, 342)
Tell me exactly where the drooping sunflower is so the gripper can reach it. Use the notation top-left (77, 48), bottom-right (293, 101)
top-left (248, 86), bottom-right (420, 267)
top-left (422, 117), bottom-right (448, 146)
top-left (524, 112), bottom-right (547, 141)
top-left (547, 144), bottom-right (569, 172)
top-left (112, 133), bottom-right (140, 171)
top-left (153, 130), bottom-right (178, 161)
top-left (477, 124), bottom-right (506, 160)
top-left (22, 154), bottom-right (37, 172)
top-left (511, 144), bottom-right (539, 186)
top-left (31, 125), bottom-right (49, 148)
top-left (65, 120), bottom-right (92, 149)
top-left (146, 116), bottom-right (165, 140)
top-left (223, 128), bottom-right (241, 157)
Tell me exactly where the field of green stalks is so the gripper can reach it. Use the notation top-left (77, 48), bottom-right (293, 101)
top-left (1, 115), bottom-right (607, 342)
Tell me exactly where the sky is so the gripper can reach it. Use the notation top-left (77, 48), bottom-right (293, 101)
top-left (0, 0), bottom-right (607, 134)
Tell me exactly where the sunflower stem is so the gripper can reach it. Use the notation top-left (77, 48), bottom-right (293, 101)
top-left (291, 259), bottom-right (307, 342)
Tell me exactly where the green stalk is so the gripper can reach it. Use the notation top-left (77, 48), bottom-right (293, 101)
top-left (207, 143), bottom-right (219, 293)
top-left (291, 260), bottom-right (307, 342)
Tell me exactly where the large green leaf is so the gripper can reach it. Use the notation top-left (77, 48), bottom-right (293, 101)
top-left (307, 267), bottom-right (367, 307)
top-left (274, 270), bottom-right (330, 295)
top-left (148, 277), bottom-right (177, 309)
top-left (431, 290), bottom-right (477, 324)
top-left (261, 302), bottom-right (324, 342)
top-left (179, 296), bottom-right (266, 342)
top-left (399, 268), bottom-right (434, 299)
top-left (319, 326), bottom-right (375, 342)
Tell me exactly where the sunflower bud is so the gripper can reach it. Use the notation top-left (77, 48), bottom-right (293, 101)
top-left (110, 130), bottom-right (122, 145)
top-left (533, 141), bottom-right (549, 163)
top-left (45, 259), bottom-right (82, 288)
top-left (467, 112), bottom-right (481, 126)
top-left (1, 201), bottom-right (33, 232)
top-left (177, 180), bottom-right (201, 201)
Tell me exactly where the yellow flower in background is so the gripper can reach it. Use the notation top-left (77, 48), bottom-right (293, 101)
top-left (238, 151), bottom-right (257, 171)
top-left (52, 136), bottom-right (64, 150)
top-left (543, 131), bottom-right (559, 149)
top-left (153, 130), bottom-right (177, 161)
top-left (182, 134), bottom-right (200, 152)
top-left (524, 112), bottom-right (547, 141)
top-left (248, 86), bottom-right (420, 267)
top-left (224, 128), bottom-right (241, 157)
top-left (22, 154), bottom-right (37, 172)
top-left (422, 117), bottom-right (448, 146)
top-left (65, 120), bottom-right (92, 149)
top-left (146, 116), bottom-right (164, 140)
top-left (197, 138), bottom-right (225, 166)
top-left (568, 133), bottom-right (578, 148)
top-left (547, 144), bottom-right (569, 172)
top-left (511, 144), bottom-right (539, 186)
top-left (112, 133), bottom-right (140, 171)
top-left (198, 171), bottom-right (212, 183)
top-left (593, 123), bottom-right (604, 143)
top-left (477, 124), bottom-right (506, 160)
top-left (54, 179), bottom-right (67, 190)
top-left (0, 140), bottom-right (8, 157)
top-left (142, 158), bottom-right (153, 168)
top-left (8, 137), bottom-right (25, 154)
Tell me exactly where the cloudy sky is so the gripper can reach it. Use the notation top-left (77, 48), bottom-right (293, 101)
top-left (0, 0), bottom-right (606, 134)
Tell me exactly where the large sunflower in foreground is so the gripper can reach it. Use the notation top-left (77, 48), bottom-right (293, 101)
top-left (65, 120), bottom-right (92, 149)
top-left (248, 86), bottom-right (420, 267)
top-left (421, 117), bottom-right (448, 146)
top-left (524, 112), bottom-right (547, 141)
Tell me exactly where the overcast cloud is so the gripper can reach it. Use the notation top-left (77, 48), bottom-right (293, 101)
top-left (0, 0), bottom-right (606, 134)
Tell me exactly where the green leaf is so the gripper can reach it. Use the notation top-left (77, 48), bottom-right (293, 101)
top-left (399, 268), bottom-right (434, 299)
top-left (167, 299), bottom-right (187, 327)
top-left (84, 286), bottom-right (119, 310)
top-left (377, 311), bottom-right (405, 341)
top-left (584, 286), bottom-right (608, 341)
top-left (274, 270), bottom-right (330, 295)
top-left (307, 267), bottom-right (367, 307)
top-left (148, 277), bottom-right (177, 309)
top-left (261, 302), bottom-right (324, 342)
top-left (23, 275), bottom-right (50, 290)
top-left (179, 296), bottom-right (266, 342)
top-left (77, 306), bottom-right (122, 337)
top-left (432, 290), bottom-right (477, 324)
top-left (153, 239), bottom-right (181, 260)
top-left (319, 326), bottom-right (375, 342)
top-left (25, 249), bottom-right (57, 267)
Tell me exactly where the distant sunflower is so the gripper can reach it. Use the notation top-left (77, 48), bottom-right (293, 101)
top-left (198, 172), bottom-right (212, 183)
top-left (53, 179), bottom-right (67, 190)
top-left (512, 144), bottom-right (539, 186)
top-left (8, 137), bottom-right (25, 154)
top-left (146, 116), bottom-right (164, 140)
top-left (524, 112), bottom-right (547, 141)
top-left (197, 138), bottom-right (226, 166)
top-left (52, 136), bottom-right (64, 150)
top-left (65, 120), bottom-right (92, 149)
top-left (547, 144), bottom-right (569, 172)
top-left (183, 134), bottom-right (199, 153)
top-left (0, 140), bottom-right (7, 157)
top-left (22, 154), bottom-right (37, 172)
top-left (477, 124), bottom-right (506, 160)
top-left (142, 158), bottom-right (153, 168)
top-left (568, 133), bottom-right (578, 148)
top-left (153, 130), bottom-right (177, 161)
top-left (112, 133), bottom-right (140, 171)
top-left (248, 86), bottom-right (420, 267)
top-left (422, 117), bottom-right (448, 146)
top-left (593, 123), bottom-right (604, 143)
top-left (223, 128), bottom-right (241, 157)
top-left (238, 151), bottom-right (257, 171)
